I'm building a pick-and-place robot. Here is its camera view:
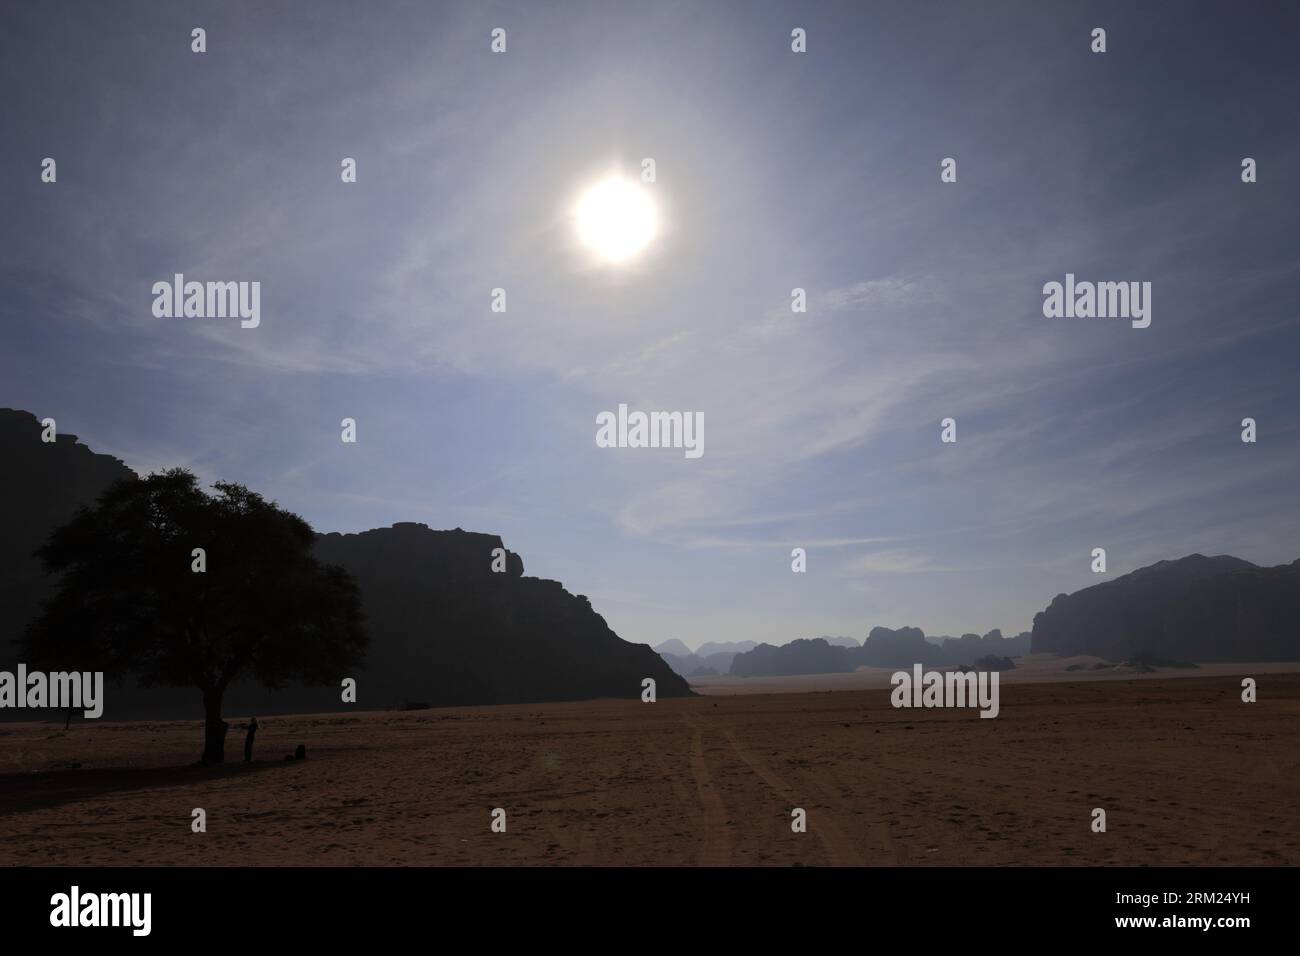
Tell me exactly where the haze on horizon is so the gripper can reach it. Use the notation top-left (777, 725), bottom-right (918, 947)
top-left (2, 1), bottom-right (1299, 653)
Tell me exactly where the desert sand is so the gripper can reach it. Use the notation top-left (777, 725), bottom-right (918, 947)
top-left (1, 670), bottom-right (1296, 866)
top-left (688, 655), bottom-right (1300, 695)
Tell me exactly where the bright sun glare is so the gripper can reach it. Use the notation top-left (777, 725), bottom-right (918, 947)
top-left (574, 177), bottom-right (658, 263)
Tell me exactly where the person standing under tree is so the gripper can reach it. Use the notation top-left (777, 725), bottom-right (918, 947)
top-left (243, 717), bottom-right (259, 763)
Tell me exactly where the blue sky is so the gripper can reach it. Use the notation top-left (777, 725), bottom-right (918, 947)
top-left (3, 1), bottom-right (1298, 649)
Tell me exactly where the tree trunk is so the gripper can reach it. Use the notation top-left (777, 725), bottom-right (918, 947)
top-left (201, 688), bottom-right (228, 765)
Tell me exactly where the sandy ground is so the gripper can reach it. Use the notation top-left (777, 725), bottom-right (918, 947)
top-left (1, 670), bottom-right (1297, 866)
top-left (689, 655), bottom-right (1300, 695)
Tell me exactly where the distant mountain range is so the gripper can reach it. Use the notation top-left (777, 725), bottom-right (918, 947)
top-left (5, 407), bottom-right (1297, 711)
top-left (691, 551), bottom-right (1300, 679)
top-left (654, 635), bottom-right (866, 677)
top-left (653, 639), bottom-right (757, 677)
top-left (1031, 554), bottom-right (1300, 661)
top-left (0, 408), bottom-right (689, 718)
top-left (726, 628), bottom-right (1032, 677)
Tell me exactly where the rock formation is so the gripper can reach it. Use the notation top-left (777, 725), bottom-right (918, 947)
top-left (1031, 554), bottom-right (1300, 661)
top-left (0, 409), bottom-right (690, 718)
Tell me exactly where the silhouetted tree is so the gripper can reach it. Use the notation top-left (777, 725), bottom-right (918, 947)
top-left (21, 470), bottom-right (367, 764)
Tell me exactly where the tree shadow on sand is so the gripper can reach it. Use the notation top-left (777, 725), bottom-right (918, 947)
top-left (0, 760), bottom-right (294, 816)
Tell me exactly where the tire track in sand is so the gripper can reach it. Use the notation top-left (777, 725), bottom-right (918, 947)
top-left (685, 722), bottom-right (733, 866)
top-left (716, 725), bottom-right (866, 866)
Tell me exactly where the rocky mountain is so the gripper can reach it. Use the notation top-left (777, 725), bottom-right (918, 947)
top-left (1031, 554), bottom-right (1300, 661)
top-left (729, 637), bottom-right (853, 677)
top-left (695, 640), bottom-right (758, 657)
top-left (0, 409), bottom-right (690, 718)
top-left (314, 524), bottom-right (689, 707)
top-left (654, 639), bottom-right (757, 677)
top-left (821, 635), bottom-right (861, 648)
top-left (729, 627), bottom-right (1032, 677)
top-left (0, 409), bottom-right (137, 651)
top-left (654, 639), bottom-right (694, 657)
top-left (855, 625), bottom-right (933, 667)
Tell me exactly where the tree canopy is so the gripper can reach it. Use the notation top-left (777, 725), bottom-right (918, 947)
top-left (22, 469), bottom-right (368, 762)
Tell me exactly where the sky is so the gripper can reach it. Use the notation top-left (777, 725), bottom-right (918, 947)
top-left (2, 1), bottom-right (1298, 651)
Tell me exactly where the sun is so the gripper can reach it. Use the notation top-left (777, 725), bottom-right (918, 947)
top-left (574, 177), bottom-right (658, 263)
